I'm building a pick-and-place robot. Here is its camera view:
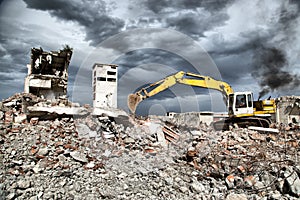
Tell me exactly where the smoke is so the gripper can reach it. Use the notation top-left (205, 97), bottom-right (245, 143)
top-left (252, 46), bottom-right (300, 99)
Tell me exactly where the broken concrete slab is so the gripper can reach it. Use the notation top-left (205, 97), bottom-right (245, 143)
top-left (93, 107), bottom-right (133, 128)
top-left (92, 107), bottom-right (127, 118)
top-left (156, 126), bottom-right (168, 148)
top-left (123, 137), bottom-right (135, 144)
top-left (27, 106), bottom-right (89, 119)
top-left (284, 168), bottom-right (300, 197)
top-left (14, 114), bottom-right (27, 123)
top-left (17, 180), bottom-right (31, 190)
top-left (248, 126), bottom-right (279, 133)
top-left (30, 117), bottom-right (39, 125)
top-left (70, 151), bottom-right (88, 163)
top-left (162, 125), bottom-right (180, 143)
top-left (0, 111), bottom-right (4, 120)
top-left (226, 193), bottom-right (247, 200)
top-left (75, 123), bottom-right (92, 138)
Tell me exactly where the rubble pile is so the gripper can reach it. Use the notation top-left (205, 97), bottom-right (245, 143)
top-left (168, 112), bottom-right (213, 128)
top-left (0, 103), bottom-right (300, 199)
top-left (178, 126), bottom-right (300, 198)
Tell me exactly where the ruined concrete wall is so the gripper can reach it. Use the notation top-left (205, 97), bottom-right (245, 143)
top-left (24, 47), bottom-right (72, 100)
top-left (276, 96), bottom-right (300, 124)
top-left (92, 63), bottom-right (118, 108)
top-left (169, 112), bottom-right (214, 127)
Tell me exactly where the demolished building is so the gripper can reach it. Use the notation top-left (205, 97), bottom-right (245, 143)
top-left (24, 46), bottom-right (72, 99)
top-left (1, 47), bottom-right (90, 122)
top-left (92, 63), bottom-right (118, 108)
top-left (92, 63), bottom-right (125, 117)
top-left (276, 96), bottom-right (300, 125)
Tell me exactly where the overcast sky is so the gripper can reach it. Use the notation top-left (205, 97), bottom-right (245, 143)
top-left (0, 0), bottom-right (299, 115)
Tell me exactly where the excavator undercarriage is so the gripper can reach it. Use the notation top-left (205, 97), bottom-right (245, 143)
top-left (212, 117), bottom-right (271, 131)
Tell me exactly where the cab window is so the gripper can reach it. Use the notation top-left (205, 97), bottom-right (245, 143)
top-left (247, 94), bottom-right (252, 107)
top-left (236, 94), bottom-right (246, 108)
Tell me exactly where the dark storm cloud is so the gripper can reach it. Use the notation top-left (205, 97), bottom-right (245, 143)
top-left (208, 31), bottom-right (272, 57)
top-left (0, 36), bottom-right (31, 74)
top-left (165, 11), bottom-right (228, 38)
top-left (252, 46), bottom-right (300, 98)
top-left (188, 0), bottom-right (234, 11)
top-left (1, 0), bottom-right (299, 113)
top-left (213, 52), bottom-right (253, 83)
top-left (0, 28), bottom-right (53, 78)
top-left (0, 73), bottom-right (15, 81)
top-left (206, 1), bottom-right (300, 97)
top-left (143, 0), bottom-right (168, 14)
top-left (23, 0), bottom-right (124, 46)
top-left (280, 0), bottom-right (300, 23)
top-left (0, 18), bottom-right (53, 73)
top-left (140, 0), bottom-right (231, 39)
top-left (113, 49), bottom-right (191, 77)
top-left (144, 0), bottom-right (233, 13)
top-left (250, 1), bottom-right (300, 97)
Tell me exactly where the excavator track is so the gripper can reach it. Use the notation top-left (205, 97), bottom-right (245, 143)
top-left (212, 117), bottom-right (271, 131)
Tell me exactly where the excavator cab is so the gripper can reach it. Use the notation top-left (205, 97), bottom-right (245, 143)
top-left (228, 92), bottom-right (254, 117)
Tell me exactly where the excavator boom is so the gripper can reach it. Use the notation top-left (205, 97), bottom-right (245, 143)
top-left (128, 71), bottom-right (234, 113)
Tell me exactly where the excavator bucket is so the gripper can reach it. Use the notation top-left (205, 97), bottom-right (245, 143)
top-left (127, 93), bottom-right (143, 113)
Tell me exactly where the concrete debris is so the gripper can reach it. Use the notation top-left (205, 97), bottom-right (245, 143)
top-left (226, 193), bottom-right (247, 200)
top-left (248, 126), bottom-right (279, 133)
top-left (168, 111), bottom-right (213, 127)
top-left (70, 151), bottom-right (88, 163)
top-left (156, 126), bottom-right (167, 147)
top-left (283, 167), bottom-right (300, 197)
top-left (123, 137), bottom-right (135, 144)
top-left (30, 117), bottom-right (39, 125)
top-left (162, 125), bottom-right (180, 143)
top-left (17, 180), bottom-right (31, 189)
top-left (1, 95), bottom-right (300, 199)
top-left (1, 92), bottom-right (90, 123)
top-left (37, 147), bottom-right (49, 156)
top-left (27, 105), bottom-right (89, 118)
top-left (0, 111), bottom-right (4, 120)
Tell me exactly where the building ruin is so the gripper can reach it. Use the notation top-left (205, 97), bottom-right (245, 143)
top-left (92, 63), bottom-right (118, 108)
top-left (276, 96), bottom-right (300, 125)
top-left (24, 47), bottom-right (72, 99)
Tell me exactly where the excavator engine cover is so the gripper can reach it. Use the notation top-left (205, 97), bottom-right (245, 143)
top-left (128, 93), bottom-right (143, 113)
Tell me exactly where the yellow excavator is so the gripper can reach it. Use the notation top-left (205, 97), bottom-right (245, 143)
top-left (128, 71), bottom-right (276, 130)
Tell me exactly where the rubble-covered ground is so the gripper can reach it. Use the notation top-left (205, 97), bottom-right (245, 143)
top-left (0, 95), bottom-right (300, 199)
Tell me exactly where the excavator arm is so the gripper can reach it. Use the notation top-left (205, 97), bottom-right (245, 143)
top-left (128, 71), bottom-right (234, 113)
